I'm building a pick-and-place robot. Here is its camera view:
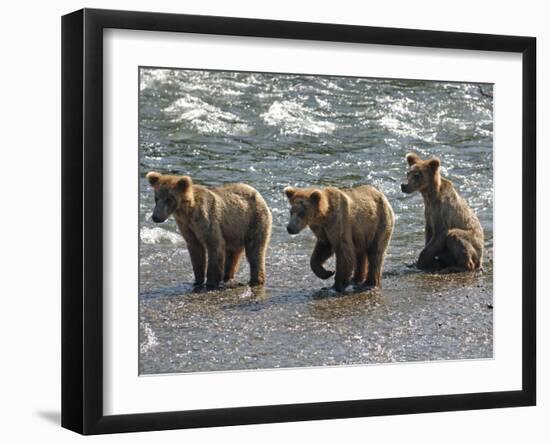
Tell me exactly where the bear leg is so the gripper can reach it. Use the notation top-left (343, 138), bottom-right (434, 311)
top-left (310, 240), bottom-right (335, 280)
top-left (365, 223), bottom-right (393, 287)
top-left (417, 235), bottom-right (446, 271)
top-left (440, 229), bottom-right (478, 272)
top-left (365, 250), bottom-right (382, 287)
top-left (205, 238), bottom-right (225, 288)
top-left (352, 252), bottom-right (368, 285)
top-left (245, 233), bottom-right (269, 287)
top-left (333, 242), bottom-right (354, 292)
top-left (224, 248), bottom-right (244, 282)
top-left (185, 233), bottom-right (206, 286)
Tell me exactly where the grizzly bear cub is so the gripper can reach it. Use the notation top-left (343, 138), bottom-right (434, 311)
top-left (146, 172), bottom-right (272, 288)
top-left (401, 153), bottom-right (484, 272)
top-left (284, 185), bottom-right (394, 291)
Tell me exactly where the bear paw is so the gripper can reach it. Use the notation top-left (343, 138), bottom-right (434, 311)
top-left (313, 268), bottom-right (335, 280)
top-left (205, 281), bottom-right (224, 291)
top-left (332, 282), bottom-right (348, 293)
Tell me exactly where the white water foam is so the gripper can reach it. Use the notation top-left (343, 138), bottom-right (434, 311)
top-left (140, 227), bottom-right (184, 245)
top-left (261, 100), bottom-right (336, 135)
top-left (140, 322), bottom-right (158, 354)
top-left (140, 69), bottom-right (171, 91)
top-left (164, 94), bottom-right (251, 135)
top-left (377, 96), bottom-right (439, 144)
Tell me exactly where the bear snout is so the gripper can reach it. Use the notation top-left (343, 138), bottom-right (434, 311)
top-left (152, 213), bottom-right (164, 223)
top-left (287, 225), bottom-right (298, 235)
top-left (401, 183), bottom-right (410, 193)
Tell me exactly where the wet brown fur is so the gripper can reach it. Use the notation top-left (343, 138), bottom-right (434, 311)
top-left (401, 153), bottom-right (484, 272)
top-left (147, 172), bottom-right (272, 288)
top-left (284, 185), bottom-right (394, 291)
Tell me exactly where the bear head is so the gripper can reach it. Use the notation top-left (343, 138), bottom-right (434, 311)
top-left (283, 186), bottom-right (329, 234)
top-left (401, 153), bottom-right (441, 194)
top-left (146, 172), bottom-right (193, 223)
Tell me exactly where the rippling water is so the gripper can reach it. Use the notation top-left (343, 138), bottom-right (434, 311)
top-left (138, 68), bottom-right (493, 374)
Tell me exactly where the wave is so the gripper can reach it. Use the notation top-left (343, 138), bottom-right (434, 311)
top-left (379, 115), bottom-right (437, 144)
top-left (140, 227), bottom-right (183, 245)
top-left (261, 100), bottom-right (336, 136)
top-left (140, 69), bottom-right (171, 92)
top-left (140, 322), bottom-right (158, 353)
top-left (164, 94), bottom-right (251, 136)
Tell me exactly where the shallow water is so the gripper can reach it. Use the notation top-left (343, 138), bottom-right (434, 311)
top-left (138, 68), bottom-right (493, 374)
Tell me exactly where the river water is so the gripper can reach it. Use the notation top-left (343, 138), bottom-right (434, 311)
top-left (138, 68), bottom-right (493, 374)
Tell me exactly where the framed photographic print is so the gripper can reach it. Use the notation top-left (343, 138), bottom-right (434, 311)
top-left (61, 8), bottom-right (536, 435)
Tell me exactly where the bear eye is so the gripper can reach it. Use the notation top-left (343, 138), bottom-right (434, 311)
top-left (413, 173), bottom-right (421, 180)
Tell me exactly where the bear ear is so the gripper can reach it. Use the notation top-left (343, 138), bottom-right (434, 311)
top-left (310, 190), bottom-right (323, 204)
top-left (310, 189), bottom-right (328, 215)
top-left (146, 171), bottom-right (161, 186)
top-left (406, 153), bottom-right (420, 166)
top-left (428, 157), bottom-right (441, 171)
top-left (284, 187), bottom-right (295, 199)
top-left (175, 176), bottom-right (192, 191)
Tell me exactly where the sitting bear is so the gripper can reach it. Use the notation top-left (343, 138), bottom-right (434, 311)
top-left (146, 172), bottom-right (272, 288)
top-left (401, 153), bottom-right (484, 272)
top-left (284, 185), bottom-right (394, 291)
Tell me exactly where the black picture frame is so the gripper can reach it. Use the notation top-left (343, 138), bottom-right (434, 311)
top-left (61, 8), bottom-right (536, 435)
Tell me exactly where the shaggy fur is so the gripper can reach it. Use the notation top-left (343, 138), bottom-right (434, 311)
top-left (147, 172), bottom-right (272, 288)
top-left (401, 153), bottom-right (484, 272)
top-left (284, 185), bottom-right (394, 291)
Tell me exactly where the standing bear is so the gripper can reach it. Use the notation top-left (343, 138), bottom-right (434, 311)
top-left (401, 153), bottom-right (484, 272)
top-left (146, 172), bottom-right (272, 288)
top-left (284, 185), bottom-right (394, 291)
